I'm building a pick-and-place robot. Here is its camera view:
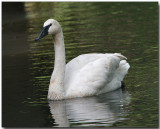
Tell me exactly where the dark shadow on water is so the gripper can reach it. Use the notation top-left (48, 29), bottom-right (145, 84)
top-left (2, 2), bottom-right (32, 127)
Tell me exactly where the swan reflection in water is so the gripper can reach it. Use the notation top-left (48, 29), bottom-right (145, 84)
top-left (48, 88), bottom-right (131, 127)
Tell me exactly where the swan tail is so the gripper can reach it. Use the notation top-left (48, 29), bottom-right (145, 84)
top-left (116, 60), bottom-right (130, 81)
top-left (114, 53), bottom-right (127, 60)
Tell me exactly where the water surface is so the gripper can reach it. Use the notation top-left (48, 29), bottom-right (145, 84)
top-left (2, 2), bottom-right (158, 127)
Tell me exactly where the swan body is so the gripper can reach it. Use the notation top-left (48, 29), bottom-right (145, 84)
top-left (35, 19), bottom-right (130, 100)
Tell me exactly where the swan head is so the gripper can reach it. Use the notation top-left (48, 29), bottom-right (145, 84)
top-left (35, 19), bottom-right (61, 41)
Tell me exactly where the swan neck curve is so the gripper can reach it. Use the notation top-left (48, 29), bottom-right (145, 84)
top-left (53, 30), bottom-right (66, 73)
top-left (48, 30), bottom-right (66, 100)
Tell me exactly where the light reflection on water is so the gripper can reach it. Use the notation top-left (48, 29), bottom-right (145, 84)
top-left (2, 2), bottom-right (158, 127)
top-left (49, 89), bottom-right (130, 127)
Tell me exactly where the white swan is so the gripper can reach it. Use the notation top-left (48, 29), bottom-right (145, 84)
top-left (35, 19), bottom-right (130, 100)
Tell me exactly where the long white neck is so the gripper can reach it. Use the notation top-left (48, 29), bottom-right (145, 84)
top-left (48, 30), bottom-right (66, 100)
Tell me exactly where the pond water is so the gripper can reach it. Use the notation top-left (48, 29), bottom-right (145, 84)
top-left (2, 2), bottom-right (158, 127)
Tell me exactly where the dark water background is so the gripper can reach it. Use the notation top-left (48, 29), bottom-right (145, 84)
top-left (2, 2), bottom-right (158, 127)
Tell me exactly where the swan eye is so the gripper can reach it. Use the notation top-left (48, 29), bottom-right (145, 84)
top-left (45, 24), bottom-right (52, 30)
top-left (48, 23), bottom-right (52, 27)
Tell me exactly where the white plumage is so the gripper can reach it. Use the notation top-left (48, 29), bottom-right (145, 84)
top-left (36, 19), bottom-right (130, 100)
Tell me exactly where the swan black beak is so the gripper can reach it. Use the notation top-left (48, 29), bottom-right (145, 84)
top-left (35, 24), bottom-right (52, 41)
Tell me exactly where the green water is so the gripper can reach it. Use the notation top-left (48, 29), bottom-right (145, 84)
top-left (2, 2), bottom-right (158, 127)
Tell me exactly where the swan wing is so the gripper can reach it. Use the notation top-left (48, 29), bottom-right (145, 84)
top-left (65, 54), bottom-right (106, 86)
top-left (65, 53), bottom-right (126, 85)
top-left (65, 54), bottom-right (121, 98)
